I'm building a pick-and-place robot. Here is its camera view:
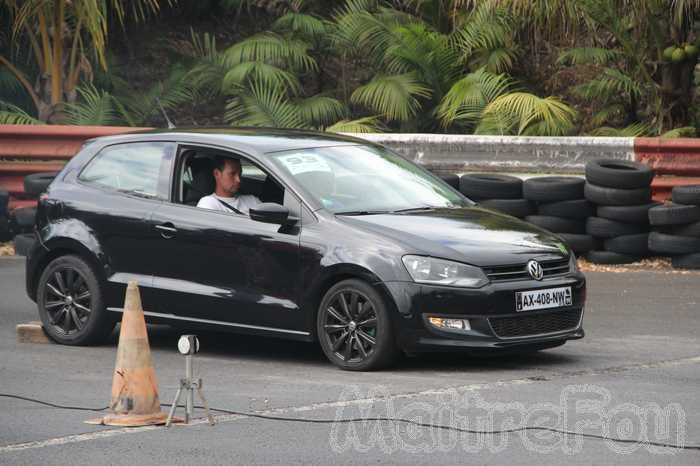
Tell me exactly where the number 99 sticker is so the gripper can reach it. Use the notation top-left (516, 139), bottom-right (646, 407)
top-left (277, 153), bottom-right (331, 175)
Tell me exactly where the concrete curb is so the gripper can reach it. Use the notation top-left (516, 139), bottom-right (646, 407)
top-left (351, 134), bottom-right (635, 174)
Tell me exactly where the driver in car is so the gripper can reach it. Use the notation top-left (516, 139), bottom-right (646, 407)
top-left (197, 156), bottom-right (261, 215)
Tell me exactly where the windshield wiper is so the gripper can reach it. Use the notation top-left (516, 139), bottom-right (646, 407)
top-left (335, 210), bottom-right (391, 216)
top-left (391, 206), bottom-right (436, 213)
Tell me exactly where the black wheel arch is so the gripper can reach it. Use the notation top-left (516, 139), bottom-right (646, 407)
top-left (27, 237), bottom-right (107, 301)
top-left (304, 264), bottom-right (403, 342)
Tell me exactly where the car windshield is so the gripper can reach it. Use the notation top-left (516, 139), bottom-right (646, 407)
top-left (268, 145), bottom-right (470, 214)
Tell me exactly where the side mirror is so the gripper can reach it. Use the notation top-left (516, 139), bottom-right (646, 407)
top-left (250, 203), bottom-right (296, 225)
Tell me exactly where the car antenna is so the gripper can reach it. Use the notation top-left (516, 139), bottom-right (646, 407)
top-left (155, 97), bottom-right (175, 129)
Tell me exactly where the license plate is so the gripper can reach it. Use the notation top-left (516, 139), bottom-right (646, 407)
top-left (515, 287), bottom-right (572, 312)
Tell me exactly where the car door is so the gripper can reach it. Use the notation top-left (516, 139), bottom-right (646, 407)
top-left (72, 141), bottom-right (175, 310)
top-left (148, 149), bottom-right (306, 335)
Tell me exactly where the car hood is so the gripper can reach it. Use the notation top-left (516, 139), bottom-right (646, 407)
top-left (336, 207), bottom-right (569, 267)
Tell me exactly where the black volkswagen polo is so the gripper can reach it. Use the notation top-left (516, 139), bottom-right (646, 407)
top-left (25, 128), bottom-right (585, 370)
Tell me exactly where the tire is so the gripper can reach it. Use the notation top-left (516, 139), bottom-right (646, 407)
top-left (522, 176), bottom-right (584, 202)
top-left (439, 173), bottom-right (460, 190)
top-left (584, 182), bottom-right (651, 206)
top-left (0, 190), bottom-right (8, 217)
top-left (13, 232), bottom-right (36, 256)
top-left (538, 199), bottom-right (595, 219)
top-left (0, 215), bottom-right (11, 242)
top-left (586, 217), bottom-right (648, 238)
top-left (13, 207), bottom-right (37, 228)
top-left (585, 159), bottom-right (654, 189)
top-left (37, 255), bottom-right (115, 345)
top-left (459, 174), bottom-right (522, 200)
top-left (24, 172), bottom-right (57, 195)
top-left (317, 279), bottom-right (399, 371)
top-left (478, 199), bottom-right (534, 218)
top-left (648, 203), bottom-right (700, 226)
top-left (603, 233), bottom-right (650, 256)
top-left (524, 215), bottom-right (585, 234)
top-left (596, 202), bottom-right (660, 224)
top-left (671, 185), bottom-right (700, 205)
top-left (585, 250), bottom-right (640, 265)
top-left (556, 233), bottom-right (597, 254)
top-left (673, 221), bottom-right (700, 238)
top-left (671, 253), bottom-right (700, 270)
top-left (648, 232), bottom-right (700, 255)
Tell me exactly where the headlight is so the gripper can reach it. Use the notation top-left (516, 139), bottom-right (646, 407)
top-left (569, 252), bottom-right (579, 273)
top-left (401, 255), bottom-right (488, 288)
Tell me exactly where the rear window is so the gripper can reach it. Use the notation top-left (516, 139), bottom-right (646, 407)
top-left (79, 142), bottom-right (174, 198)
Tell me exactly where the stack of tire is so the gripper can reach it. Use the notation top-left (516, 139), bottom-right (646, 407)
top-left (521, 176), bottom-right (596, 256)
top-left (648, 185), bottom-right (700, 269)
top-left (9, 172), bottom-right (57, 256)
top-left (458, 174), bottom-right (597, 255)
top-left (459, 174), bottom-right (534, 219)
top-left (438, 173), bottom-right (461, 191)
top-left (0, 190), bottom-right (10, 243)
top-left (583, 159), bottom-right (656, 264)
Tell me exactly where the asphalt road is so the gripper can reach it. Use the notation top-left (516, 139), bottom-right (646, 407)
top-left (1, 256), bottom-right (699, 465)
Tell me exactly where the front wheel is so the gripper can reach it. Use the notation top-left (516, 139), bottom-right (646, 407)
top-left (37, 255), bottom-right (115, 345)
top-left (317, 279), bottom-right (399, 371)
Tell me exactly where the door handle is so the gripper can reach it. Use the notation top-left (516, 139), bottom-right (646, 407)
top-left (155, 223), bottom-right (177, 239)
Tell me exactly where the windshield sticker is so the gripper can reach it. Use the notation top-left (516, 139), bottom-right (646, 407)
top-left (277, 153), bottom-right (331, 175)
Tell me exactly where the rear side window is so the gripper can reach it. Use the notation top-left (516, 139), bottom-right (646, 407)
top-left (79, 142), bottom-right (174, 199)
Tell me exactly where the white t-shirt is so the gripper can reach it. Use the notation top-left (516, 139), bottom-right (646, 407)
top-left (197, 193), bottom-right (261, 215)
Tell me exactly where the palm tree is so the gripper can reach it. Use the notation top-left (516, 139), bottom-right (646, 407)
top-left (332, 0), bottom-right (577, 134)
top-left (0, 0), bottom-right (170, 122)
top-left (495, 0), bottom-right (700, 133)
top-left (182, 3), bottom-right (383, 132)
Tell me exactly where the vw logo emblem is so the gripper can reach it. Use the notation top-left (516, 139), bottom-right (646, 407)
top-left (527, 260), bottom-right (544, 280)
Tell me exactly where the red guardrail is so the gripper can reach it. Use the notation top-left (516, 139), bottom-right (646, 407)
top-left (0, 125), bottom-right (145, 211)
top-left (635, 138), bottom-right (700, 201)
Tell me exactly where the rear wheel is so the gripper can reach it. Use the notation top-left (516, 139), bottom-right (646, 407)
top-left (317, 279), bottom-right (399, 371)
top-left (37, 255), bottom-right (115, 345)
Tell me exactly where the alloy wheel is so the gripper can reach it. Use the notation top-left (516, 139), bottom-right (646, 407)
top-left (322, 289), bottom-right (378, 363)
top-left (42, 267), bottom-right (92, 336)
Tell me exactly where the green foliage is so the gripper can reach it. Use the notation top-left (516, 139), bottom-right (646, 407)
top-left (0, 100), bottom-right (41, 124)
top-left (296, 95), bottom-right (348, 127)
top-left (223, 33), bottom-right (317, 73)
top-left (221, 61), bottom-right (302, 95)
top-left (660, 126), bottom-right (697, 138)
top-left (573, 68), bottom-right (642, 101)
top-left (3, 0), bottom-right (697, 136)
top-left (449, 2), bottom-right (520, 75)
top-left (437, 68), bottom-right (513, 127)
top-left (119, 65), bottom-right (198, 126)
top-left (351, 73), bottom-right (432, 122)
top-left (556, 47), bottom-right (620, 66)
top-left (478, 92), bottom-right (578, 136)
top-left (588, 122), bottom-right (651, 137)
top-left (225, 80), bottom-right (305, 128)
top-left (272, 11), bottom-right (327, 37)
top-left (64, 84), bottom-right (121, 126)
top-left (325, 116), bottom-right (384, 133)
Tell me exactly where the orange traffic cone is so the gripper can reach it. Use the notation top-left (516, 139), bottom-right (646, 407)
top-left (86, 281), bottom-right (169, 426)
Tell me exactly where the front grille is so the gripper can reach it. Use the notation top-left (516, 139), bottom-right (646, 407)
top-left (484, 258), bottom-right (570, 282)
top-left (488, 309), bottom-right (582, 338)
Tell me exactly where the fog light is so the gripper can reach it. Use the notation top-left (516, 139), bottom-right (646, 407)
top-left (428, 317), bottom-right (471, 331)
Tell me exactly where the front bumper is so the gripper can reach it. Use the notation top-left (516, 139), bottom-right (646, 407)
top-left (382, 272), bottom-right (586, 353)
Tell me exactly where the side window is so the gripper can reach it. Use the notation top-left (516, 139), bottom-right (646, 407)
top-left (79, 142), bottom-right (174, 199)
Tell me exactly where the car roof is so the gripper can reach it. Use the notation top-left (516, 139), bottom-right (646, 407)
top-left (86, 127), bottom-right (373, 155)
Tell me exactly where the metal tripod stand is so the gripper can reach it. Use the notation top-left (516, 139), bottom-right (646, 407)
top-left (166, 353), bottom-right (215, 427)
